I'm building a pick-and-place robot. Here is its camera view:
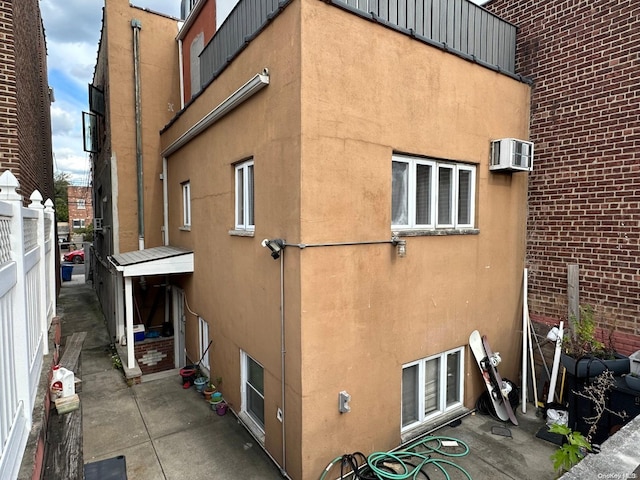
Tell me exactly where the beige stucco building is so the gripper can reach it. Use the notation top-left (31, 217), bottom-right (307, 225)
top-left (155, 0), bottom-right (532, 478)
top-left (90, 0), bottom-right (532, 477)
top-left (90, 1), bottom-right (182, 343)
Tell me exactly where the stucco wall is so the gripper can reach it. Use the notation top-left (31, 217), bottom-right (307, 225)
top-left (296, 2), bottom-right (530, 477)
top-left (161, 0), bottom-right (530, 478)
top-left (162, 1), bottom-right (302, 473)
top-left (104, 0), bottom-right (180, 254)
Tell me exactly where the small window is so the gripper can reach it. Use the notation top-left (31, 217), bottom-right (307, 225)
top-left (241, 351), bottom-right (264, 431)
top-left (72, 219), bottom-right (85, 230)
top-left (182, 181), bottom-right (191, 228)
top-left (77, 198), bottom-right (86, 210)
top-left (235, 160), bottom-right (254, 231)
top-left (392, 155), bottom-right (476, 230)
top-left (402, 347), bottom-right (464, 431)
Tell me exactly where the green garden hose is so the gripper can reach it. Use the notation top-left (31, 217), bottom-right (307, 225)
top-left (319, 435), bottom-right (472, 480)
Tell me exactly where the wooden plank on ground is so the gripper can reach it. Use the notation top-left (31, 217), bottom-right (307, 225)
top-left (59, 331), bottom-right (87, 372)
top-left (43, 404), bottom-right (83, 480)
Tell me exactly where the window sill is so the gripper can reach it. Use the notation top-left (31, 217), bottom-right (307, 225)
top-left (401, 406), bottom-right (470, 444)
top-left (228, 229), bottom-right (255, 237)
top-left (393, 228), bottom-right (479, 237)
top-left (179, 226), bottom-right (191, 232)
top-left (237, 411), bottom-right (265, 445)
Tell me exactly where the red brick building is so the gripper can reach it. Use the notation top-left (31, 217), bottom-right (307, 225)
top-left (67, 185), bottom-right (93, 231)
top-left (0, 0), bottom-right (54, 202)
top-left (486, 0), bottom-right (640, 352)
top-left (0, 1), bottom-right (55, 478)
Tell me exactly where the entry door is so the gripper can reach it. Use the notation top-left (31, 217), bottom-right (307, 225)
top-left (171, 287), bottom-right (186, 368)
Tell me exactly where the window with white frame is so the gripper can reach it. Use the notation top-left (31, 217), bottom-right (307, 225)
top-left (72, 219), bottom-right (85, 229)
top-left (182, 181), bottom-right (191, 228)
top-left (77, 198), bottom-right (86, 209)
top-left (392, 155), bottom-right (475, 230)
top-left (198, 317), bottom-right (210, 371)
top-left (401, 347), bottom-right (464, 431)
top-left (235, 160), bottom-right (254, 231)
top-left (241, 351), bottom-right (264, 431)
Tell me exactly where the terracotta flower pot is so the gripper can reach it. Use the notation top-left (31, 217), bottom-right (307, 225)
top-left (203, 388), bottom-right (216, 401)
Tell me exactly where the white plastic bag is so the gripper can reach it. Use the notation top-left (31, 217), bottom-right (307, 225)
top-left (546, 408), bottom-right (568, 427)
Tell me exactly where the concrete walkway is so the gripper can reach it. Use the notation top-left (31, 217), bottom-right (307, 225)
top-left (53, 273), bottom-right (571, 480)
top-left (55, 274), bottom-right (283, 480)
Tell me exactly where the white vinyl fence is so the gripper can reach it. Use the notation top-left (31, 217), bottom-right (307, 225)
top-left (0, 170), bottom-right (56, 480)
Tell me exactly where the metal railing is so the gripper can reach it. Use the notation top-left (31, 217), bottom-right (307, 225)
top-left (199, 0), bottom-right (516, 89)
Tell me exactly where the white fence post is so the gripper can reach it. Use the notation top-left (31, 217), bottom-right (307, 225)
top-left (29, 190), bottom-right (48, 356)
top-left (45, 198), bottom-right (56, 323)
top-left (0, 170), bottom-right (31, 480)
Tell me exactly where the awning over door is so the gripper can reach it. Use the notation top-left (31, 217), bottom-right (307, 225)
top-left (110, 246), bottom-right (194, 277)
top-left (108, 246), bottom-right (194, 371)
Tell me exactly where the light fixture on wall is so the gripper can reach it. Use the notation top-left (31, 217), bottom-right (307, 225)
top-left (261, 238), bottom-right (285, 259)
top-left (391, 232), bottom-right (406, 258)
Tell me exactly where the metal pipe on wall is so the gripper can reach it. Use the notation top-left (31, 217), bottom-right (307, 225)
top-left (279, 251), bottom-right (287, 476)
top-left (131, 19), bottom-right (145, 250)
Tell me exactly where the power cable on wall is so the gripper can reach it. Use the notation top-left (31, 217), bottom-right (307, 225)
top-left (184, 294), bottom-right (199, 318)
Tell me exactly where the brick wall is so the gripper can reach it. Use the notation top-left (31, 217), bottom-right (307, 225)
top-left (67, 186), bottom-right (94, 229)
top-left (134, 337), bottom-right (174, 375)
top-left (0, 1), bottom-right (19, 184)
top-left (486, 0), bottom-right (640, 351)
top-left (0, 0), bottom-right (54, 202)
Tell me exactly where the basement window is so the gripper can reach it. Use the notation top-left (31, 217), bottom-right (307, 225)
top-left (402, 347), bottom-right (464, 432)
top-left (241, 351), bottom-right (264, 432)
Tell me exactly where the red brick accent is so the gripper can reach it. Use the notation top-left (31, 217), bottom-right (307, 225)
top-left (487, 0), bottom-right (640, 343)
top-left (134, 337), bottom-right (175, 375)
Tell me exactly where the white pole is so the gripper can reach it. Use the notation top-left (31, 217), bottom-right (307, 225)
top-left (548, 321), bottom-right (564, 404)
top-left (125, 276), bottom-right (136, 369)
top-left (527, 310), bottom-right (539, 408)
top-left (522, 268), bottom-right (528, 413)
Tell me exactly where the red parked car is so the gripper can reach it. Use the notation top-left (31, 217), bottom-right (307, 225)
top-left (63, 249), bottom-right (84, 264)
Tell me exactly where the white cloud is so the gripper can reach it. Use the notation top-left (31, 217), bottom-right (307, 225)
top-left (51, 105), bottom-right (77, 136)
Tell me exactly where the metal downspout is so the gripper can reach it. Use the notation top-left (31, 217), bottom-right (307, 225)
top-left (162, 157), bottom-right (169, 246)
top-left (280, 252), bottom-right (287, 476)
top-left (178, 39), bottom-right (185, 110)
top-left (132, 19), bottom-right (144, 250)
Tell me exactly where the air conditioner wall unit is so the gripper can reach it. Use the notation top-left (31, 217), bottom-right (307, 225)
top-left (94, 217), bottom-right (103, 231)
top-left (490, 138), bottom-right (534, 172)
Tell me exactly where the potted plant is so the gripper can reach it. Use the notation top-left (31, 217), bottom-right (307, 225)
top-left (561, 305), bottom-right (630, 378)
top-left (193, 374), bottom-right (207, 393)
top-left (549, 423), bottom-right (591, 475)
top-left (203, 381), bottom-right (216, 401)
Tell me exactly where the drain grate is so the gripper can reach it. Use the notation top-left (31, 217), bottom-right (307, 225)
top-left (491, 425), bottom-right (512, 438)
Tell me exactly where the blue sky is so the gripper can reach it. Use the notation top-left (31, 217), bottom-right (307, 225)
top-left (41, 0), bottom-right (238, 185)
